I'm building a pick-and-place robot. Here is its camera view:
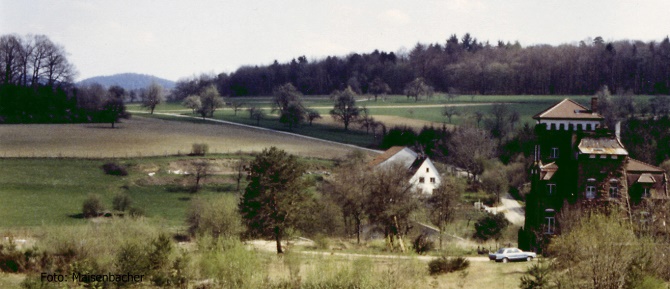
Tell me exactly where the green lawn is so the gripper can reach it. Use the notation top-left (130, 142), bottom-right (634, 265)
top-left (0, 155), bottom-right (333, 228)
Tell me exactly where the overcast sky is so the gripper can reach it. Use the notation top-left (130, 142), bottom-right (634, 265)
top-left (2, 0), bottom-right (668, 82)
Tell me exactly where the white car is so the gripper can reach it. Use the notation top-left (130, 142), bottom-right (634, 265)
top-left (488, 247), bottom-right (536, 263)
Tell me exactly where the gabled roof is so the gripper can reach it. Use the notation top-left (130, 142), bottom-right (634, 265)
top-left (409, 156), bottom-right (428, 175)
top-left (533, 98), bottom-right (604, 120)
top-left (627, 159), bottom-right (665, 173)
top-left (578, 137), bottom-right (628, 155)
top-left (368, 146), bottom-right (415, 168)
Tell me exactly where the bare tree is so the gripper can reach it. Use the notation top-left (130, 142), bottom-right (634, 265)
top-left (232, 158), bottom-right (248, 192)
top-left (330, 87), bottom-right (360, 131)
top-left (442, 106), bottom-right (458, 123)
top-left (427, 176), bottom-right (464, 249)
top-left (251, 108), bottom-right (265, 126)
top-left (368, 77), bottom-right (391, 102)
top-left (230, 101), bottom-right (245, 116)
top-left (358, 106), bottom-right (376, 134)
top-left (141, 82), bottom-right (163, 114)
top-left (329, 151), bottom-right (370, 243)
top-left (191, 160), bottom-right (210, 193)
top-left (306, 109), bottom-right (321, 125)
top-left (448, 126), bottom-right (495, 182)
top-left (403, 77), bottom-right (434, 102)
top-left (366, 162), bottom-right (420, 252)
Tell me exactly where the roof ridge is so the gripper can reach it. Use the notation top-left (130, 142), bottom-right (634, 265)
top-left (628, 158), bottom-right (664, 171)
top-left (534, 98), bottom-right (570, 119)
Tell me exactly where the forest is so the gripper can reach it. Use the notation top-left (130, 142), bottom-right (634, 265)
top-left (171, 34), bottom-right (670, 99)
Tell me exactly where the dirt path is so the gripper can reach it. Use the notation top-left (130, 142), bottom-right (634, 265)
top-left (245, 240), bottom-right (491, 262)
top-left (307, 102), bottom-right (502, 109)
top-left (482, 193), bottom-right (525, 226)
top-left (130, 111), bottom-right (382, 155)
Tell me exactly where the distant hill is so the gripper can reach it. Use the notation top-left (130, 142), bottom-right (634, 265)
top-left (79, 73), bottom-right (175, 91)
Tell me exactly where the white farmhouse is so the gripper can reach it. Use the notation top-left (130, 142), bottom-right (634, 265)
top-left (368, 146), bottom-right (441, 194)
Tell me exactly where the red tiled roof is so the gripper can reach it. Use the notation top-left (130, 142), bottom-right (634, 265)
top-left (626, 158), bottom-right (664, 173)
top-left (368, 146), bottom-right (406, 167)
top-left (533, 98), bottom-right (603, 120)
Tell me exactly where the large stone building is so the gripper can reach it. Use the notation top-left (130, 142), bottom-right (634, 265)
top-left (523, 98), bottom-right (668, 249)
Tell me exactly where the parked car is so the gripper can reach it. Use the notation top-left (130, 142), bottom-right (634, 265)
top-left (488, 247), bottom-right (536, 263)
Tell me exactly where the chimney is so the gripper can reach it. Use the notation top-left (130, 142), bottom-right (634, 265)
top-left (591, 97), bottom-right (598, 113)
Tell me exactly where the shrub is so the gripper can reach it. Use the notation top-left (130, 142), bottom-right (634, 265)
top-left (128, 207), bottom-right (145, 218)
top-left (191, 143), bottom-right (209, 156)
top-left (112, 192), bottom-right (132, 211)
top-left (413, 234), bottom-right (434, 255)
top-left (102, 162), bottom-right (128, 176)
top-left (428, 256), bottom-right (470, 275)
top-left (197, 237), bottom-right (264, 289)
top-left (473, 212), bottom-right (510, 241)
top-left (82, 194), bottom-right (105, 218)
top-left (186, 195), bottom-right (244, 238)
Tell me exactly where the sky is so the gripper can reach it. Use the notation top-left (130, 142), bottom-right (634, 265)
top-left (2, 0), bottom-right (669, 82)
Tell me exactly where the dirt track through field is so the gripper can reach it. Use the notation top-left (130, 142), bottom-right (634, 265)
top-left (0, 115), bottom-right (376, 159)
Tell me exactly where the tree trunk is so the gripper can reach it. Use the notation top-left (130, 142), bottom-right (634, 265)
top-left (274, 226), bottom-right (283, 254)
top-left (394, 216), bottom-right (406, 253)
top-left (355, 216), bottom-right (361, 244)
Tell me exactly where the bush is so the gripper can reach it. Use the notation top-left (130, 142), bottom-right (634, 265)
top-left (413, 234), bottom-right (434, 255)
top-left (428, 256), bottom-right (470, 275)
top-left (82, 194), bottom-right (105, 218)
top-left (102, 162), bottom-right (128, 176)
top-left (112, 192), bottom-right (132, 211)
top-left (128, 207), bottom-right (145, 218)
top-left (186, 195), bottom-right (244, 238)
top-left (191, 143), bottom-right (209, 156)
top-left (473, 213), bottom-right (510, 241)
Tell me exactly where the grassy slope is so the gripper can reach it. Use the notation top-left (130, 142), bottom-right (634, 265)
top-left (0, 155), bottom-right (333, 228)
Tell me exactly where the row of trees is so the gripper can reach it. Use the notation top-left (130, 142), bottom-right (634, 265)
top-left (169, 34), bottom-right (670, 98)
top-left (0, 34), bottom-right (76, 87)
top-left (238, 147), bottom-right (475, 254)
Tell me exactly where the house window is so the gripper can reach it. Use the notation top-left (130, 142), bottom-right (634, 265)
top-left (545, 217), bottom-right (555, 234)
top-left (550, 147), bottom-right (559, 159)
top-left (419, 177), bottom-right (425, 183)
top-left (642, 187), bottom-right (651, 198)
top-left (426, 168), bottom-right (429, 173)
top-left (577, 123), bottom-right (583, 130)
top-left (550, 123), bottom-right (556, 130)
top-left (609, 179), bottom-right (619, 198)
top-left (611, 155), bottom-right (618, 159)
top-left (547, 183), bottom-right (556, 195)
top-left (430, 177), bottom-right (436, 183)
top-left (586, 186), bottom-right (596, 199)
top-left (600, 155), bottom-right (606, 159)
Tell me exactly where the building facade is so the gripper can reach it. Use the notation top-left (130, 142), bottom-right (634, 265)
top-left (368, 146), bottom-right (441, 194)
top-left (523, 98), bottom-right (668, 250)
